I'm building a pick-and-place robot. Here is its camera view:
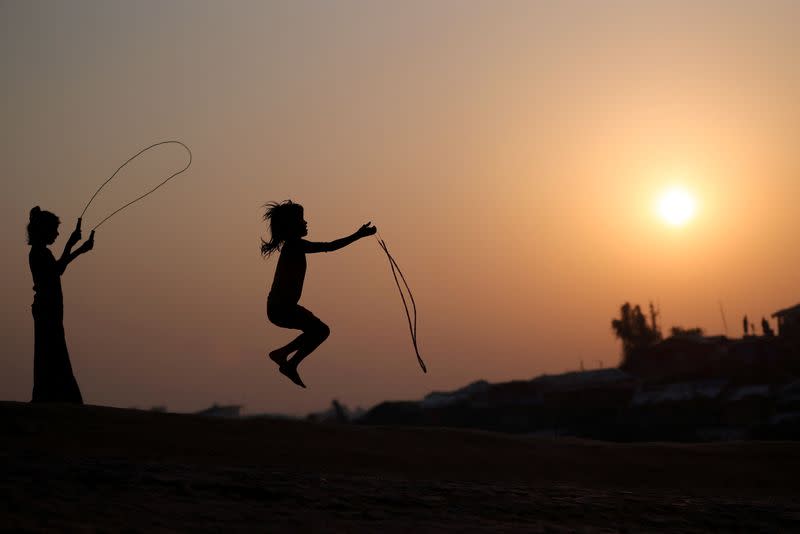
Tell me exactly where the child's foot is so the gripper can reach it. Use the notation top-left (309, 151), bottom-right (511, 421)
top-left (279, 364), bottom-right (306, 389)
top-left (269, 348), bottom-right (289, 366)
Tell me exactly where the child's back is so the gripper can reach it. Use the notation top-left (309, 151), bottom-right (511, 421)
top-left (269, 239), bottom-right (306, 305)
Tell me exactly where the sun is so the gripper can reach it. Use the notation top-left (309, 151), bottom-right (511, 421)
top-left (657, 186), bottom-right (697, 227)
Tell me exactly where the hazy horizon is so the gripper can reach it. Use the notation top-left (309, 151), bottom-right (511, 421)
top-left (2, 0), bottom-right (799, 415)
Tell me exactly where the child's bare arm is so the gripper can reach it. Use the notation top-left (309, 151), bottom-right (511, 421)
top-left (56, 219), bottom-right (82, 273)
top-left (56, 224), bottom-right (95, 274)
top-left (302, 222), bottom-right (376, 253)
top-left (59, 219), bottom-right (81, 259)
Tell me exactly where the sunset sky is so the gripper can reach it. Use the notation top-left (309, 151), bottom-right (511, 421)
top-left (2, 0), bottom-right (799, 415)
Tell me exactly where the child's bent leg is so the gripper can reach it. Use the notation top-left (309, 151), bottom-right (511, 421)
top-left (267, 302), bottom-right (309, 364)
top-left (268, 304), bottom-right (329, 386)
top-left (286, 319), bottom-right (330, 368)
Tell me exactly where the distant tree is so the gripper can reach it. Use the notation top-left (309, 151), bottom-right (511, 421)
top-left (611, 302), bottom-right (662, 366)
top-left (670, 326), bottom-right (705, 338)
top-left (649, 302), bottom-right (660, 336)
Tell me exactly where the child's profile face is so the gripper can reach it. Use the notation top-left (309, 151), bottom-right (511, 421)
top-left (45, 223), bottom-right (59, 245)
top-left (291, 210), bottom-right (308, 238)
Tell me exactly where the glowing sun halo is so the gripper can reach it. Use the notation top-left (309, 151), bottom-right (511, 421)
top-left (657, 186), bottom-right (697, 227)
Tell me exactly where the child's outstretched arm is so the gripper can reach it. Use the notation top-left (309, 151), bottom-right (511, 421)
top-left (302, 222), bottom-right (376, 253)
top-left (56, 219), bottom-right (95, 274)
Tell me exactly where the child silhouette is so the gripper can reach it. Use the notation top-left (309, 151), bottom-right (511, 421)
top-left (261, 200), bottom-right (376, 388)
top-left (27, 207), bottom-right (95, 403)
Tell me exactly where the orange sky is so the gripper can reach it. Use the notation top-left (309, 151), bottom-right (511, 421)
top-left (2, 1), bottom-right (799, 414)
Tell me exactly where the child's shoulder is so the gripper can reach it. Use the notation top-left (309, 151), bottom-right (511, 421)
top-left (29, 246), bottom-right (54, 267)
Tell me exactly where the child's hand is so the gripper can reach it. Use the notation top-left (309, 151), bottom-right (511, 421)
top-left (67, 218), bottom-right (82, 246)
top-left (77, 230), bottom-right (95, 253)
top-left (357, 222), bottom-right (377, 238)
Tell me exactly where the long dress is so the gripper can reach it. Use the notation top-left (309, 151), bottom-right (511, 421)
top-left (29, 246), bottom-right (83, 403)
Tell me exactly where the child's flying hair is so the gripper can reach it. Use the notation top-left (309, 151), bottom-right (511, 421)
top-left (260, 200), bottom-right (304, 257)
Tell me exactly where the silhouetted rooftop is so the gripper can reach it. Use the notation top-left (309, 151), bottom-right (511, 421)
top-left (772, 303), bottom-right (800, 318)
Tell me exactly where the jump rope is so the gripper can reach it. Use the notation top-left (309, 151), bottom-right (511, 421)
top-left (79, 140), bottom-right (425, 373)
top-left (79, 140), bottom-right (193, 230)
top-left (376, 234), bottom-right (427, 373)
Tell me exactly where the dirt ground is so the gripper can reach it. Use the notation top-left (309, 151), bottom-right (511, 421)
top-left (2, 402), bottom-right (799, 532)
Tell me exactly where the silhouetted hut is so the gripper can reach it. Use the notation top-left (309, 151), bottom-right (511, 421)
top-left (772, 303), bottom-right (800, 339)
top-left (624, 335), bottom-right (728, 382)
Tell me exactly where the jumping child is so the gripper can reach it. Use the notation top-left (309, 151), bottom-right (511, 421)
top-left (27, 207), bottom-right (95, 403)
top-left (261, 200), bottom-right (376, 388)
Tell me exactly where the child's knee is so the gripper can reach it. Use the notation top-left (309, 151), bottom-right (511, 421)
top-left (316, 321), bottom-right (330, 340)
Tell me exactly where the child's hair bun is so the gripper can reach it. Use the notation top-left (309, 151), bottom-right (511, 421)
top-left (30, 206), bottom-right (41, 219)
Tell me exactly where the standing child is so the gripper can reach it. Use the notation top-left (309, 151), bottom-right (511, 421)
top-left (27, 207), bottom-right (95, 403)
top-left (261, 200), bottom-right (375, 388)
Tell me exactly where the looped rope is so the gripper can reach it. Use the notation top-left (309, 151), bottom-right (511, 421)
top-left (376, 234), bottom-right (426, 373)
top-left (80, 140), bottom-right (192, 230)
